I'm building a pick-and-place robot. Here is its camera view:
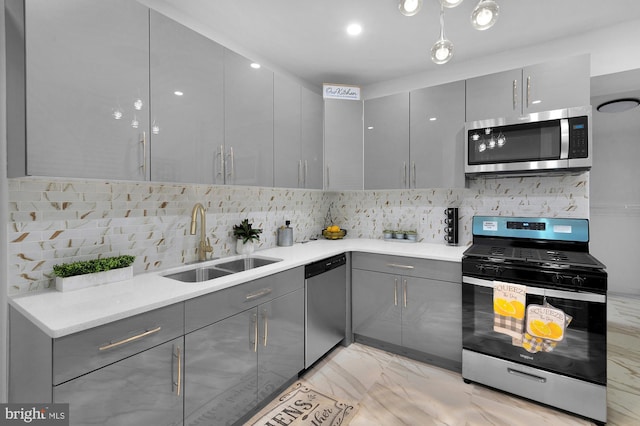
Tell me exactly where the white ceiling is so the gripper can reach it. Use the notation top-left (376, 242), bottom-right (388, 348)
top-left (142, 0), bottom-right (640, 89)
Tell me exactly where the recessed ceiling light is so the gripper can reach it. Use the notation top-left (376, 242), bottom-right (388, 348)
top-left (429, 117), bottom-right (437, 121)
top-left (174, 91), bottom-right (184, 96)
top-left (250, 62), bottom-right (261, 69)
top-left (346, 23), bottom-right (362, 36)
top-left (597, 98), bottom-right (640, 113)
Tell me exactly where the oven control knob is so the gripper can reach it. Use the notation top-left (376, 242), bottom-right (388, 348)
top-left (571, 275), bottom-right (585, 286)
top-left (476, 264), bottom-right (485, 272)
top-left (494, 267), bottom-right (503, 276)
top-left (551, 273), bottom-right (563, 284)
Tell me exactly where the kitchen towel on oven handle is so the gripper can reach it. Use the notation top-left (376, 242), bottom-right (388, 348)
top-left (493, 281), bottom-right (526, 338)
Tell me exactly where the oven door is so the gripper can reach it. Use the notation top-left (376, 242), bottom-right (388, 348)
top-left (462, 276), bottom-right (606, 385)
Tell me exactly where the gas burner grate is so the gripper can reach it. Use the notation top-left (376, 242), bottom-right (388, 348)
top-left (545, 251), bottom-right (570, 262)
top-left (489, 247), bottom-right (506, 256)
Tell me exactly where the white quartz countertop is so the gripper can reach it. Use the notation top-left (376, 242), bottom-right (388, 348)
top-left (9, 239), bottom-right (468, 338)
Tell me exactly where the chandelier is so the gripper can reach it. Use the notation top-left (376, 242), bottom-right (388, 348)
top-left (398, 0), bottom-right (500, 64)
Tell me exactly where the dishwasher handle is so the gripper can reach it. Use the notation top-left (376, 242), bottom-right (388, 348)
top-left (304, 254), bottom-right (347, 279)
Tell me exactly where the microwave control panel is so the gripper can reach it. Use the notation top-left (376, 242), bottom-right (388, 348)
top-left (568, 116), bottom-right (589, 158)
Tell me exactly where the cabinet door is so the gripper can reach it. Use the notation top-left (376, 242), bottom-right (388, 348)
top-left (364, 93), bottom-right (410, 189)
top-left (274, 74), bottom-right (302, 188)
top-left (184, 309), bottom-right (258, 426)
top-left (301, 87), bottom-right (324, 189)
top-left (523, 54), bottom-right (590, 114)
top-left (258, 289), bottom-right (304, 400)
top-left (54, 338), bottom-right (183, 426)
top-left (352, 269), bottom-right (401, 345)
top-left (402, 277), bottom-right (462, 365)
top-left (149, 11), bottom-right (223, 183)
top-left (324, 99), bottom-right (363, 190)
top-left (410, 81), bottom-right (465, 188)
top-left (25, 0), bottom-right (150, 180)
top-left (224, 49), bottom-right (274, 186)
top-left (465, 68), bottom-right (523, 122)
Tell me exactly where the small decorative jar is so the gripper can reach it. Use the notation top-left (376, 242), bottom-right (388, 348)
top-left (383, 230), bottom-right (394, 239)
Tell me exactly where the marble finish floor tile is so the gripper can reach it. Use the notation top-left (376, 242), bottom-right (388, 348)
top-left (283, 294), bottom-right (640, 426)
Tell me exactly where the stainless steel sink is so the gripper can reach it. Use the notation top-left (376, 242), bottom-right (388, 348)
top-left (162, 256), bottom-right (282, 282)
top-left (163, 267), bottom-right (232, 283)
top-left (214, 257), bottom-right (281, 273)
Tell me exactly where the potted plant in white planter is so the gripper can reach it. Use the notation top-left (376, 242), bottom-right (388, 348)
top-left (233, 219), bottom-right (262, 254)
top-left (53, 255), bottom-right (135, 292)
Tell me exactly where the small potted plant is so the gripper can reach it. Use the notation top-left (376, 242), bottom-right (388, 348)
top-left (53, 255), bottom-right (135, 292)
top-left (233, 219), bottom-right (262, 254)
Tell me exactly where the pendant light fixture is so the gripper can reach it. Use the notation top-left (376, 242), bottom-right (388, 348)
top-left (471, 0), bottom-right (499, 30)
top-left (431, 2), bottom-right (453, 64)
top-left (398, 0), bottom-right (423, 16)
top-left (442, 0), bottom-right (463, 7)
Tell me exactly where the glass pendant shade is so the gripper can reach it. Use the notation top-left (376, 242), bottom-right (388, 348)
top-left (471, 0), bottom-right (499, 30)
top-left (442, 0), bottom-right (464, 8)
top-left (431, 5), bottom-right (453, 64)
top-left (398, 0), bottom-right (423, 16)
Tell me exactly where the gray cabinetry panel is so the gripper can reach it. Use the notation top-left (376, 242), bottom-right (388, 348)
top-left (351, 252), bottom-right (460, 283)
top-left (53, 303), bottom-right (184, 385)
top-left (364, 93), bottom-right (410, 189)
top-left (324, 99), bottom-right (363, 190)
top-left (54, 337), bottom-right (184, 426)
top-left (410, 81), bottom-right (465, 188)
top-left (24, 0), bottom-right (150, 180)
top-left (185, 267), bottom-right (303, 333)
top-left (274, 74), bottom-right (302, 188)
top-left (301, 87), bottom-right (324, 189)
top-left (224, 49), bottom-right (274, 186)
top-left (149, 11), bottom-right (224, 184)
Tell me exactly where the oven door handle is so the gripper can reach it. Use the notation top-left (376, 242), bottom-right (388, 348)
top-left (462, 276), bottom-right (606, 303)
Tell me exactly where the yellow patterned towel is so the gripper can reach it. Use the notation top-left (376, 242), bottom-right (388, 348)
top-left (493, 281), bottom-right (526, 338)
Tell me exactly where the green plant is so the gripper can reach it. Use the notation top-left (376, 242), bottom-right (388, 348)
top-left (53, 255), bottom-right (135, 278)
top-left (233, 219), bottom-right (262, 244)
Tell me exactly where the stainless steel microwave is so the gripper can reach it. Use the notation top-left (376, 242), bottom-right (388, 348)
top-left (465, 106), bottom-right (592, 176)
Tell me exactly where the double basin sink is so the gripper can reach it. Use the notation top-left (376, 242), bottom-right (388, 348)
top-left (163, 256), bottom-right (282, 283)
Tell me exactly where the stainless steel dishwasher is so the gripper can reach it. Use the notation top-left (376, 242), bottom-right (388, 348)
top-left (304, 253), bottom-right (347, 368)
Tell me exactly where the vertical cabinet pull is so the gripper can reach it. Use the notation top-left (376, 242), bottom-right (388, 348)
top-left (304, 160), bottom-right (308, 188)
top-left (262, 310), bottom-right (268, 347)
top-left (512, 79), bottom-right (518, 111)
top-left (298, 160), bottom-right (303, 187)
top-left (326, 165), bottom-right (330, 188)
top-left (139, 132), bottom-right (147, 176)
top-left (227, 147), bottom-right (235, 180)
top-left (394, 278), bottom-right (398, 306)
top-left (217, 145), bottom-right (225, 180)
top-left (403, 162), bottom-right (407, 187)
top-left (172, 345), bottom-right (181, 396)
top-left (526, 76), bottom-right (531, 108)
top-left (403, 279), bottom-right (408, 308)
top-left (252, 313), bottom-right (258, 353)
top-left (412, 162), bottom-right (416, 188)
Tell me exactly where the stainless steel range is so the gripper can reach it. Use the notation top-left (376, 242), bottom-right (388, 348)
top-left (461, 216), bottom-right (607, 424)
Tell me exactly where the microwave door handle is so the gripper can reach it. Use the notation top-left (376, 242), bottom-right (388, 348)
top-left (559, 118), bottom-right (570, 159)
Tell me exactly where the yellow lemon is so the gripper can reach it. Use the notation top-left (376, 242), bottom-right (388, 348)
top-left (329, 225), bottom-right (341, 233)
top-left (547, 322), bottom-right (564, 340)
top-left (529, 319), bottom-right (551, 337)
top-left (510, 300), bottom-right (525, 320)
top-left (494, 298), bottom-right (517, 317)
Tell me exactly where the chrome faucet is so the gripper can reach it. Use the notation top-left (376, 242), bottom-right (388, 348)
top-left (190, 203), bottom-right (213, 261)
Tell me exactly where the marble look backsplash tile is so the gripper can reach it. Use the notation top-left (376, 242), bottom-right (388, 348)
top-left (7, 173), bottom-right (588, 296)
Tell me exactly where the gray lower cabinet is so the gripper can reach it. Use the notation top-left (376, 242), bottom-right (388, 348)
top-left (351, 253), bottom-right (462, 371)
top-left (54, 338), bottom-right (184, 426)
top-left (184, 268), bottom-right (304, 425)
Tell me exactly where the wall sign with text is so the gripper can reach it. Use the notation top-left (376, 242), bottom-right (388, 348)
top-left (323, 84), bottom-right (360, 100)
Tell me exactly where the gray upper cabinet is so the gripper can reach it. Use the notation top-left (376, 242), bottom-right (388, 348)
top-left (301, 87), bottom-right (324, 189)
top-left (274, 74), bottom-right (302, 188)
top-left (324, 99), bottom-right (363, 190)
top-left (149, 11), bottom-right (224, 184)
top-left (364, 93), bottom-right (410, 189)
top-left (466, 54), bottom-right (591, 122)
top-left (22, 0), bottom-right (150, 180)
top-left (410, 81), bottom-right (465, 188)
top-left (224, 49), bottom-right (274, 186)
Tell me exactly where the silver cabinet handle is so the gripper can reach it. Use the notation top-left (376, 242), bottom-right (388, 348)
top-left (387, 263), bottom-right (414, 270)
top-left (513, 79), bottom-right (518, 111)
top-left (403, 279), bottom-right (408, 308)
top-left (526, 75), bottom-right (531, 108)
top-left (139, 132), bottom-right (147, 176)
top-left (172, 345), bottom-right (182, 396)
top-left (403, 162), bottom-right (407, 187)
top-left (99, 326), bottom-right (161, 351)
top-left (245, 288), bottom-right (272, 301)
top-left (304, 160), bottom-right (308, 188)
top-left (508, 367), bottom-right (546, 383)
top-left (251, 313), bottom-right (258, 353)
top-left (326, 165), bottom-right (330, 188)
top-left (298, 160), bottom-right (303, 187)
top-left (226, 147), bottom-right (235, 180)
top-left (412, 161), bottom-right (416, 188)
top-left (217, 145), bottom-right (225, 180)
top-left (394, 278), bottom-right (398, 306)
top-left (262, 309), bottom-right (268, 347)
